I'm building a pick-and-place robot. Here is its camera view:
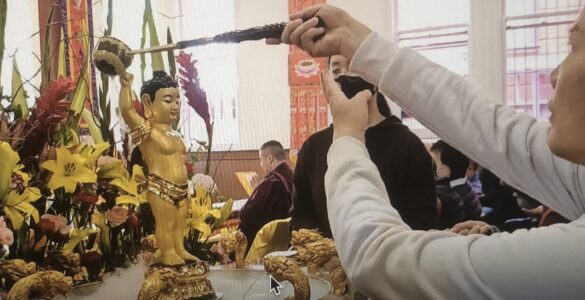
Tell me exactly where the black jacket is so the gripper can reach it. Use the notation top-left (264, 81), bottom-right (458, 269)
top-left (290, 116), bottom-right (438, 238)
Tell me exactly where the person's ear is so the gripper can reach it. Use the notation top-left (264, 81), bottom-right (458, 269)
top-left (142, 94), bottom-right (153, 119)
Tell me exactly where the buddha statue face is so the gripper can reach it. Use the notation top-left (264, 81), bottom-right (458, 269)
top-left (141, 71), bottom-right (180, 125)
top-left (148, 87), bottom-right (180, 124)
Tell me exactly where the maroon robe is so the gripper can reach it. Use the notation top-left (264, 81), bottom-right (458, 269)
top-left (239, 162), bottom-right (293, 251)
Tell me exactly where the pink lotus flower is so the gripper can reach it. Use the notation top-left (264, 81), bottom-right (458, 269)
top-left (105, 206), bottom-right (129, 227)
top-left (0, 217), bottom-right (14, 246)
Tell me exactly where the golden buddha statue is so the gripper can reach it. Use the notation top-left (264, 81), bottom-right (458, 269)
top-left (119, 71), bottom-right (197, 266)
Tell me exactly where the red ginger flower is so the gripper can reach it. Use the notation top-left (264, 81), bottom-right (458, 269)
top-left (19, 76), bottom-right (74, 160)
top-left (176, 51), bottom-right (212, 137)
top-left (36, 76), bottom-right (74, 125)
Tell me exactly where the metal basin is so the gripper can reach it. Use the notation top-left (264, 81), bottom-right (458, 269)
top-left (53, 263), bottom-right (331, 300)
top-left (209, 265), bottom-right (331, 300)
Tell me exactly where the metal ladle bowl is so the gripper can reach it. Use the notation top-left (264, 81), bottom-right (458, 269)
top-left (93, 36), bottom-right (134, 76)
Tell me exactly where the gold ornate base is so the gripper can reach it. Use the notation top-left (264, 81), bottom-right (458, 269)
top-left (139, 261), bottom-right (218, 300)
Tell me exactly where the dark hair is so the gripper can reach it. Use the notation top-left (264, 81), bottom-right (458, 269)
top-left (431, 140), bottom-right (470, 179)
top-left (261, 140), bottom-right (286, 161)
top-left (140, 71), bottom-right (177, 102)
top-left (376, 92), bottom-right (391, 118)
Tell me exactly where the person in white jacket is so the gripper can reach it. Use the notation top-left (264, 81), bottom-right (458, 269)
top-left (269, 4), bottom-right (585, 300)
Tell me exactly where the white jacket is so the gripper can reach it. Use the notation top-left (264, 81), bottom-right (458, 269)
top-left (324, 33), bottom-right (585, 300)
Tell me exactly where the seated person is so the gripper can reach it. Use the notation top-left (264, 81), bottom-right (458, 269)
top-left (466, 160), bottom-right (483, 194)
top-left (479, 169), bottom-right (524, 227)
top-left (290, 55), bottom-right (438, 238)
top-left (239, 141), bottom-right (293, 251)
top-left (431, 140), bottom-right (482, 225)
top-left (512, 190), bottom-right (569, 228)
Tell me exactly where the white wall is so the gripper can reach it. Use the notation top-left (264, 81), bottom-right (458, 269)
top-left (233, 0), bottom-right (397, 151)
top-left (1, 1), bottom-right (40, 108)
top-left (469, 0), bottom-right (505, 103)
top-left (234, 0), bottom-right (290, 151)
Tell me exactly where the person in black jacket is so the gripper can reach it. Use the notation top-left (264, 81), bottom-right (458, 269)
top-left (431, 140), bottom-right (482, 227)
top-left (290, 55), bottom-right (438, 238)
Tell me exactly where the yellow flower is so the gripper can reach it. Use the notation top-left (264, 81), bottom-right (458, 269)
top-left (187, 186), bottom-right (223, 240)
top-left (111, 165), bottom-right (146, 206)
top-left (13, 165), bottom-right (30, 187)
top-left (97, 160), bottom-right (129, 180)
top-left (78, 142), bottom-right (110, 167)
top-left (0, 141), bottom-right (19, 199)
top-left (41, 147), bottom-right (97, 193)
top-left (92, 212), bottom-right (110, 253)
top-left (3, 187), bottom-right (42, 229)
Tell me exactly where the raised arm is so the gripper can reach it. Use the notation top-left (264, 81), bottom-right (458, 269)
top-left (278, 4), bottom-right (585, 220)
top-left (325, 136), bottom-right (585, 299)
top-left (119, 73), bottom-right (145, 129)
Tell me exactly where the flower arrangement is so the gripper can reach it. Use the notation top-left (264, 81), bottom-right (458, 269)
top-left (0, 1), bottom-right (239, 297)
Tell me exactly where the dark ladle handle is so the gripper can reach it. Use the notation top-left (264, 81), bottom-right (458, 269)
top-left (176, 17), bottom-right (326, 49)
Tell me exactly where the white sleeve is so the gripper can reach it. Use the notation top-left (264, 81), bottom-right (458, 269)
top-left (325, 137), bottom-right (585, 299)
top-left (349, 32), bottom-right (585, 220)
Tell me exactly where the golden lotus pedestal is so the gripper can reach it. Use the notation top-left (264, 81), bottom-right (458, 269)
top-left (141, 261), bottom-right (218, 300)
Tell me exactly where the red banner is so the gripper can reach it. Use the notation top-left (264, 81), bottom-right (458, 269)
top-left (288, 0), bottom-right (328, 150)
top-left (60, 0), bottom-right (97, 118)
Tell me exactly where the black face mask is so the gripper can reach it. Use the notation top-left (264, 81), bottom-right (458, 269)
top-left (334, 75), bottom-right (376, 99)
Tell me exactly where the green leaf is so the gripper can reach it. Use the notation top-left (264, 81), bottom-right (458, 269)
top-left (145, 0), bottom-right (163, 72)
top-left (63, 228), bottom-right (98, 252)
top-left (70, 24), bottom-right (91, 117)
top-left (57, 30), bottom-right (66, 77)
top-left (10, 59), bottom-right (28, 119)
top-left (41, 5), bottom-right (55, 91)
top-left (140, 0), bottom-right (164, 82)
top-left (0, 0), bottom-right (7, 79)
top-left (105, 0), bottom-right (113, 36)
top-left (69, 62), bottom-right (89, 115)
top-left (167, 27), bottom-right (176, 78)
top-left (82, 108), bottom-right (104, 143)
top-left (139, 3), bottom-right (147, 84)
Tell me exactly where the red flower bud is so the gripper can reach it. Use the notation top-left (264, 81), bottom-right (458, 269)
top-left (127, 214), bottom-right (140, 228)
top-left (37, 218), bottom-right (56, 235)
top-left (75, 192), bottom-right (99, 205)
top-left (81, 251), bottom-right (103, 277)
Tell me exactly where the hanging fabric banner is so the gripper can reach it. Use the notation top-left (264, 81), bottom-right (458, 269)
top-left (288, 0), bottom-right (328, 150)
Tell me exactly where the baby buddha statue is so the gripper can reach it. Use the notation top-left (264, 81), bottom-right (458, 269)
top-left (119, 71), bottom-right (196, 266)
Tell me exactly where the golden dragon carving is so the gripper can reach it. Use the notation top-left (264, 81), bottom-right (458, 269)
top-left (0, 259), bottom-right (36, 282)
top-left (6, 270), bottom-right (72, 300)
top-left (290, 229), bottom-right (349, 296)
top-left (220, 231), bottom-right (247, 268)
top-left (264, 255), bottom-right (310, 300)
top-left (137, 268), bottom-right (179, 300)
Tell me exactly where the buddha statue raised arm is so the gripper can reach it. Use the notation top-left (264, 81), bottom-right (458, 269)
top-left (119, 71), bottom-right (197, 266)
